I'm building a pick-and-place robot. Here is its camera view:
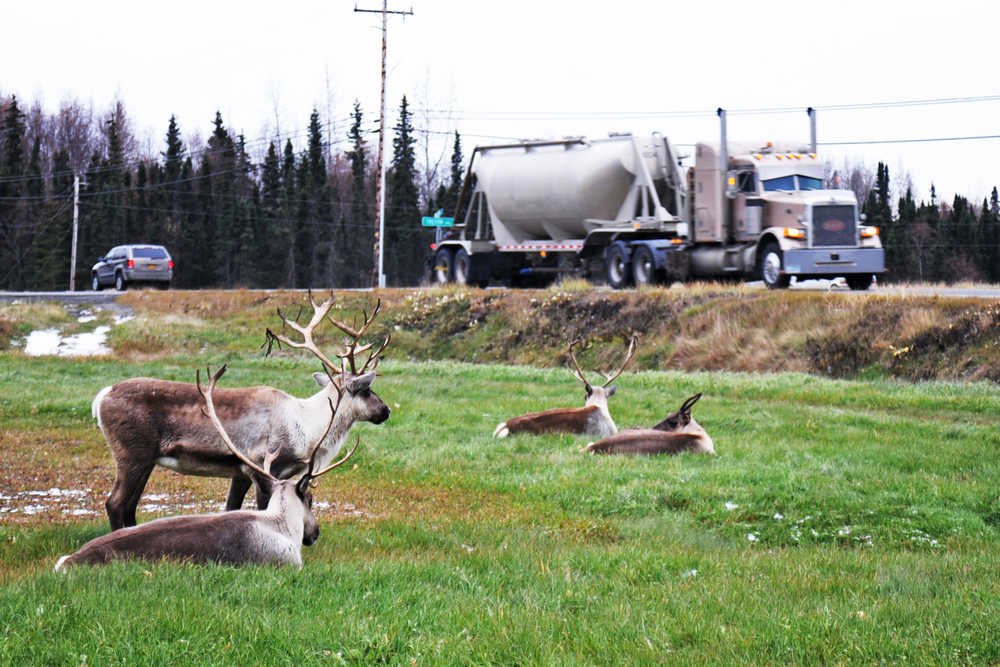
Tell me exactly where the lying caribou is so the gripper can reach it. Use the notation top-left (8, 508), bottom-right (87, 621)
top-left (93, 293), bottom-right (390, 530)
top-left (493, 335), bottom-right (638, 438)
top-left (56, 365), bottom-right (358, 570)
top-left (582, 393), bottom-right (715, 455)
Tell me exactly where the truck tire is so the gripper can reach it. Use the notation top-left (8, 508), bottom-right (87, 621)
top-left (454, 248), bottom-right (472, 285)
top-left (631, 245), bottom-right (657, 287)
top-left (845, 273), bottom-right (873, 291)
top-left (758, 241), bottom-right (790, 289)
top-left (432, 247), bottom-right (454, 285)
top-left (606, 244), bottom-right (632, 289)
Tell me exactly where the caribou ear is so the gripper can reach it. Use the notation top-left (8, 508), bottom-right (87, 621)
top-left (313, 372), bottom-right (331, 388)
top-left (296, 475), bottom-right (312, 497)
top-left (606, 385), bottom-right (618, 397)
top-left (348, 371), bottom-right (376, 393)
top-left (585, 384), bottom-right (593, 398)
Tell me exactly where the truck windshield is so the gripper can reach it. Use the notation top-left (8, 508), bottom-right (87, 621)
top-left (762, 175), bottom-right (824, 191)
top-left (762, 176), bottom-right (795, 191)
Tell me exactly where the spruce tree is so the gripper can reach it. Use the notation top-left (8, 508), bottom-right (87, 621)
top-left (281, 140), bottom-right (297, 286)
top-left (444, 131), bottom-right (464, 219)
top-left (385, 96), bottom-right (427, 285)
top-left (32, 147), bottom-right (74, 289)
top-left (346, 101), bottom-right (372, 286)
top-left (258, 141), bottom-right (284, 286)
top-left (0, 97), bottom-right (27, 288)
top-left (204, 111), bottom-right (237, 286)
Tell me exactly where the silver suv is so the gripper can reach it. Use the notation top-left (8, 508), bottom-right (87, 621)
top-left (91, 244), bottom-right (173, 291)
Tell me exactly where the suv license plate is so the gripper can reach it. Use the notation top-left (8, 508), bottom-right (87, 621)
top-left (147, 264), bottom-right (158, 270)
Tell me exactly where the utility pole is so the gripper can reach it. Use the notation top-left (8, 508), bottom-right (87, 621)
top-left (354, 0), bottom-right (413, 288)
top-left (69, 173), bottom-right (80, 291)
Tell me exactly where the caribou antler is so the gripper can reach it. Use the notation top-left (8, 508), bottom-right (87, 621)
top-left (197, 365), bottom-right (279, 480)
top-left (198, 364), bottom-right (343, 482)
top-left (330, 299), bottom-right (390, 375)
top-left (567, 338), bottom-right (593, 390)
top-left (263, 291), bottom-right (390, 380)
top-left (597, 333), bottom-right (640, 387)
top-left (566, 334), bottom-right (640, 389)
top-left (306, 435), bottom-right (361, 480)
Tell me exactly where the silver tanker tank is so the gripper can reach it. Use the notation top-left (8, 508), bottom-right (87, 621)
top-left (472, 134), bottom-right (682, 245)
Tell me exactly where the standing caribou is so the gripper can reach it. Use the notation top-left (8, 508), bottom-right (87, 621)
top-left (93, 293), bottom-right (390, 531)
top-left (56, 365), bottom-right (357, 570)
top-left (493, 335), bottom-right (639, 438)
top-left (582, 393), bottom-right (715, 456)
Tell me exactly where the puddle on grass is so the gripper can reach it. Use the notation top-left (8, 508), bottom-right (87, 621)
top-left (0, 486), bottom-right (371, 522)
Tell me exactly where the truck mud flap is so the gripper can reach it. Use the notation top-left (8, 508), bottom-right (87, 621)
top-left (664, 246), bottom-right (691, 281)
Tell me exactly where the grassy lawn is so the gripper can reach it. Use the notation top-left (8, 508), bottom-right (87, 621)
top-left (1, 349), bottom-right (998, 664)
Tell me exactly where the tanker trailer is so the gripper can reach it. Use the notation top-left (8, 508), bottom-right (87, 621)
top-left (428, 133), bottom-right (689, 288)
top-left (429, 108), bottom-right (884, 289)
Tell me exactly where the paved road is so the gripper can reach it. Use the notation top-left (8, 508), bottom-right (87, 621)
top-left (4, 284), bottom-right (1000, 304)
top-left (0, 291), bottom-right (122, 304)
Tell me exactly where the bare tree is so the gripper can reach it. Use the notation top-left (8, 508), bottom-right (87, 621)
top-left (414, 73), bottom-right (457, 212)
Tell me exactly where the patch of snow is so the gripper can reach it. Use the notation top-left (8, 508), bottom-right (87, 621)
top-left (78, 311), bottom-right (97, 323)
top-left (58, 326), bottom-right (111, 356)
top-left (24, 329), bottom-right (62, 356)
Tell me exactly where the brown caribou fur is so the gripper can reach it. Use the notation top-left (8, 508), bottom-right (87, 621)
top-left (583, 393), bottom-right (715, 456)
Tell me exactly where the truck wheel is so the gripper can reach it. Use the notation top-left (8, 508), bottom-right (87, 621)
top-left (432, 247), bottom-right (454, 285)
top-left (114, 272), bottom-right (127, 291)
top-left (631, 246), bottom-right (657, 287)
top-left (845, 273), bottom-right (873, 291)
top-left (454, 248), bottom-right (472, 285)
top-left (758, 242), bottom-right (790, 289)
top-left (606, 244), bottom-right (632, 289)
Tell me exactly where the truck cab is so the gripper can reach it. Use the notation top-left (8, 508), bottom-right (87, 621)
top-left (690, 138), bottom-right (884, 289)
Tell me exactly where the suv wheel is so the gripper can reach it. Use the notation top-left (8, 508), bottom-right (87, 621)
top-left (91, 273), bottom-right (102, 291)
top-left (114, 272), bottom-right (126, 291)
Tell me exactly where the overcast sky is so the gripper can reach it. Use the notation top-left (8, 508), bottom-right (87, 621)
top-left (4, 0), bottom-right (999, 205)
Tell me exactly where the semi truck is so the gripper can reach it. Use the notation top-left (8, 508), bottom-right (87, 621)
top-left (428, 108), bottom-right (884, 289)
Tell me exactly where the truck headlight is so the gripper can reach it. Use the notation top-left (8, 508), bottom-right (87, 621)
top-left (860, 225), bottom-right (879, 238)
top-left (783, 227), bottom-right (806, 240)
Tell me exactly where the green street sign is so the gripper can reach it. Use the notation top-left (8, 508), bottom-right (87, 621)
top-left (422, 216), bottom-right (454, 227)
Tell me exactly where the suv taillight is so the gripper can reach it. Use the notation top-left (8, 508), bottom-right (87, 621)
top-left (127, 259), bottom-right (134, 269)
top-left (168, 260), bottom-right (174, 269)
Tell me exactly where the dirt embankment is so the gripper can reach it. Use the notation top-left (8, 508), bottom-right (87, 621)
top-left (9, 285), bottom-right (1000, 383)
top-left (381, 285), bottom-right (1000, 383)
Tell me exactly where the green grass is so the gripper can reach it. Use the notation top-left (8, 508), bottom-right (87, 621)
top-left (1, 352), bottom-right (999, 663)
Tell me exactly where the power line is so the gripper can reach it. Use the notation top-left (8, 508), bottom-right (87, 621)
top-left (411, 93), bottom-right (1000, 121)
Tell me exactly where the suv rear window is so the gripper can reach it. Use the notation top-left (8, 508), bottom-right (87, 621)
top-left (132, 247), bottom-right (168, 260)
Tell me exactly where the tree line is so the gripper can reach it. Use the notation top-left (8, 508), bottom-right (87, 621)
top-left (2, 92), bottom-right (999, 289)
top-left (857, 162), bottom-right (1000, 283)
top-left (0, 94), bottom-right (464, 290)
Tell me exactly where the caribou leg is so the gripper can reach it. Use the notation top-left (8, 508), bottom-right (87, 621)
top-left (225, 476), bottom-right (253, 510)
top-left (106, 461), bottom-right (155, 530)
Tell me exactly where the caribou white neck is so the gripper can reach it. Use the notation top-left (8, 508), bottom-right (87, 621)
top-left (298, 389), bottom-right (357, 469)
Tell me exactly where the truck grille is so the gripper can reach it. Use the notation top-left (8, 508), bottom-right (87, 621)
top-left (812, 205), bottom-right (857, 247)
